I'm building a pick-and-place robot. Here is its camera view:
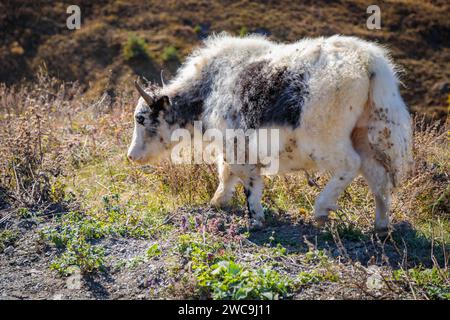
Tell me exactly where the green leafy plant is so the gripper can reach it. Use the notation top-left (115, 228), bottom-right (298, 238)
top-left (39, 196), bottom-right (152, 275)
top-left (197, 260), bottom-right (292, 300)
top-left (17, 207), bottom-right (32, 219)
top-left (50, 237), bottom-right (105, 275)
top-left (40, 211), bottom-right (106, 248)
top-left (177, 233), bottom-right (292, 300)
top-left (320, 223), bottom-right (367, 242)
top-left (147, 243), bottom-right (162, 257)
top-left (393, 267), bottom-right (450, 300)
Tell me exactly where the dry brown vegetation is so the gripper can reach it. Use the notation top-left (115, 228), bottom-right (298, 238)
top-left (0, 0), bottom-right (448, 300)
top-left (0, 72), bottom-right (448, 299)
top-left (0, 0), bottom-right (449, 117)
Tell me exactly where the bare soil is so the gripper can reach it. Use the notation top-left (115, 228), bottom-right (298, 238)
top-left (0, 205), bottom-right (443, 300)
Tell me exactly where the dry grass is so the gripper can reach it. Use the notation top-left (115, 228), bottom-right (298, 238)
top-left (1, 0), bottom-right (449, 116)
top-left (0, 74), bottom-right (448, 299)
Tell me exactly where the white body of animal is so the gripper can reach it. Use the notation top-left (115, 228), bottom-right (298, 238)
top-left (128, 34), bottom-right (413, 234)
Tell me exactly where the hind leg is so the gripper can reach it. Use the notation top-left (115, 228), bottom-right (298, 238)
top-left (314, 147), bottom-right (361, 225)
top-left (361, 156), bottom-right (392, 235)
top-left (353, 127), bottom-right (393, 235)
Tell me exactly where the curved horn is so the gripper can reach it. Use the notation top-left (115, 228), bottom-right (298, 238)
top-left (134, 78), bottom-right (154, 105)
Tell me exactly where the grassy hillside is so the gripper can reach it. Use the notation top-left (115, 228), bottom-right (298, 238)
top-left (0, 0), bottom-right (448, 300)
top-left (0, 0), bottom-right (449, 117)
top-left (0, 72), bottom-right (448, 300)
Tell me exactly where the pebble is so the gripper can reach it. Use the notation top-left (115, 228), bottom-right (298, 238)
top-left (3, 246), bottom-right (14, 255)
top-left (137, 294), bottom-right (146, 300)
top-left (52, 293), bottom-right (64, 300)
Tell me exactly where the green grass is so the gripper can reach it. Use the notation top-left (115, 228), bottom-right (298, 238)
top-left (161, 46), bottom-right (180, 62)
top-left (238, 26), bottom-right (249, 37)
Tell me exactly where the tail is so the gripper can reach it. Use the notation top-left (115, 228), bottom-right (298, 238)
top-left (366, 46), bottom-right (413, 188)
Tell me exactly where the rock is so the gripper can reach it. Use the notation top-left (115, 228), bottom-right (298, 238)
top-left (0, 296), bottom-right (20, 300)
top-left (3, 246), bottom-right (14, 255)
top-left (52, 293), bottom-right (64, 300)
top-left (366, 266), bottom-right (384, 291)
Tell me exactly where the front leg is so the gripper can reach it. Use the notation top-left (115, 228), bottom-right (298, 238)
top-left (242, 168), bottom-right (265, 229)
top-left (210, 160), bottom-right (239, 208)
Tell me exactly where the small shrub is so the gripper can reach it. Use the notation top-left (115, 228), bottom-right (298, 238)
top-left (0, 230), bottom-right (19, 252)
top-left (123, 35), bottom-right (150, 61)
top-left (393, 267), bottom-right (450, 300)
top-left (161, 45), bottom-right (179, 62)
top-left (0, 71), bottom-right (74, 209)
top-left (197, 260), bottom-right (292, 300)
top-left (50, 237), bottom-right (105, 275)
top-left (177, 233), bottom-right (292, 300)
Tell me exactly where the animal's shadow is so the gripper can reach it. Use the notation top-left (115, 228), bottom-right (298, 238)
top-left (83, 271), bottom-right (114, 299)
top-left (127, 56), bottom-right (161, 85)
top-left (247, 213), bottom-right (448, 269)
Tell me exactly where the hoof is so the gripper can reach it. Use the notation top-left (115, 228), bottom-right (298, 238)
top-left (314, 215), bottom-right (329, 227)
top-left (249, 219), bottom-right (264, 231)
top-left (327, 204), bottom-right (340, 212)
top-left (210, 200), bottom-right (228, 210)
top-left (375, 227), bottom-right (390, 238)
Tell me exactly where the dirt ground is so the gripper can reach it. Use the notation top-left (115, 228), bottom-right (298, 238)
top-left (0, 0), bottom-right (448, 301)
top-left (0, 205), bottom-right (442, 300)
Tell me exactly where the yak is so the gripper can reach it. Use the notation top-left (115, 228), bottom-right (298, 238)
top-left (127, 34), bottom-right (413, 235)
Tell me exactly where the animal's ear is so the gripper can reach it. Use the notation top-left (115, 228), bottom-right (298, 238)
top-left (154, 95), bottom-right (170, 112)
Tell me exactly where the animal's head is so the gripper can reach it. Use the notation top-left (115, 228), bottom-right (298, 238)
top-left (127, 79), bottom-right (173, 164)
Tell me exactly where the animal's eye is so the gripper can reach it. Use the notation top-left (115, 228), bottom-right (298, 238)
top-left (135, 115), bottom-right (145, 125)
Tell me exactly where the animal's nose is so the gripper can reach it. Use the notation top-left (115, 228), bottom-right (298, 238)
top-left (127, 154), bottom-right (134, 161)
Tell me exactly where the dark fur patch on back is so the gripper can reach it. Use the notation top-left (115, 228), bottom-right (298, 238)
top-left (236, 60), bottom-right (308, 129)
top-left (166, 71), bottom-right (212, 127)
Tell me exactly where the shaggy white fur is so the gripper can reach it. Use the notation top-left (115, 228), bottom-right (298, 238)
top-left (128, 33), bottom-right (413, 233)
